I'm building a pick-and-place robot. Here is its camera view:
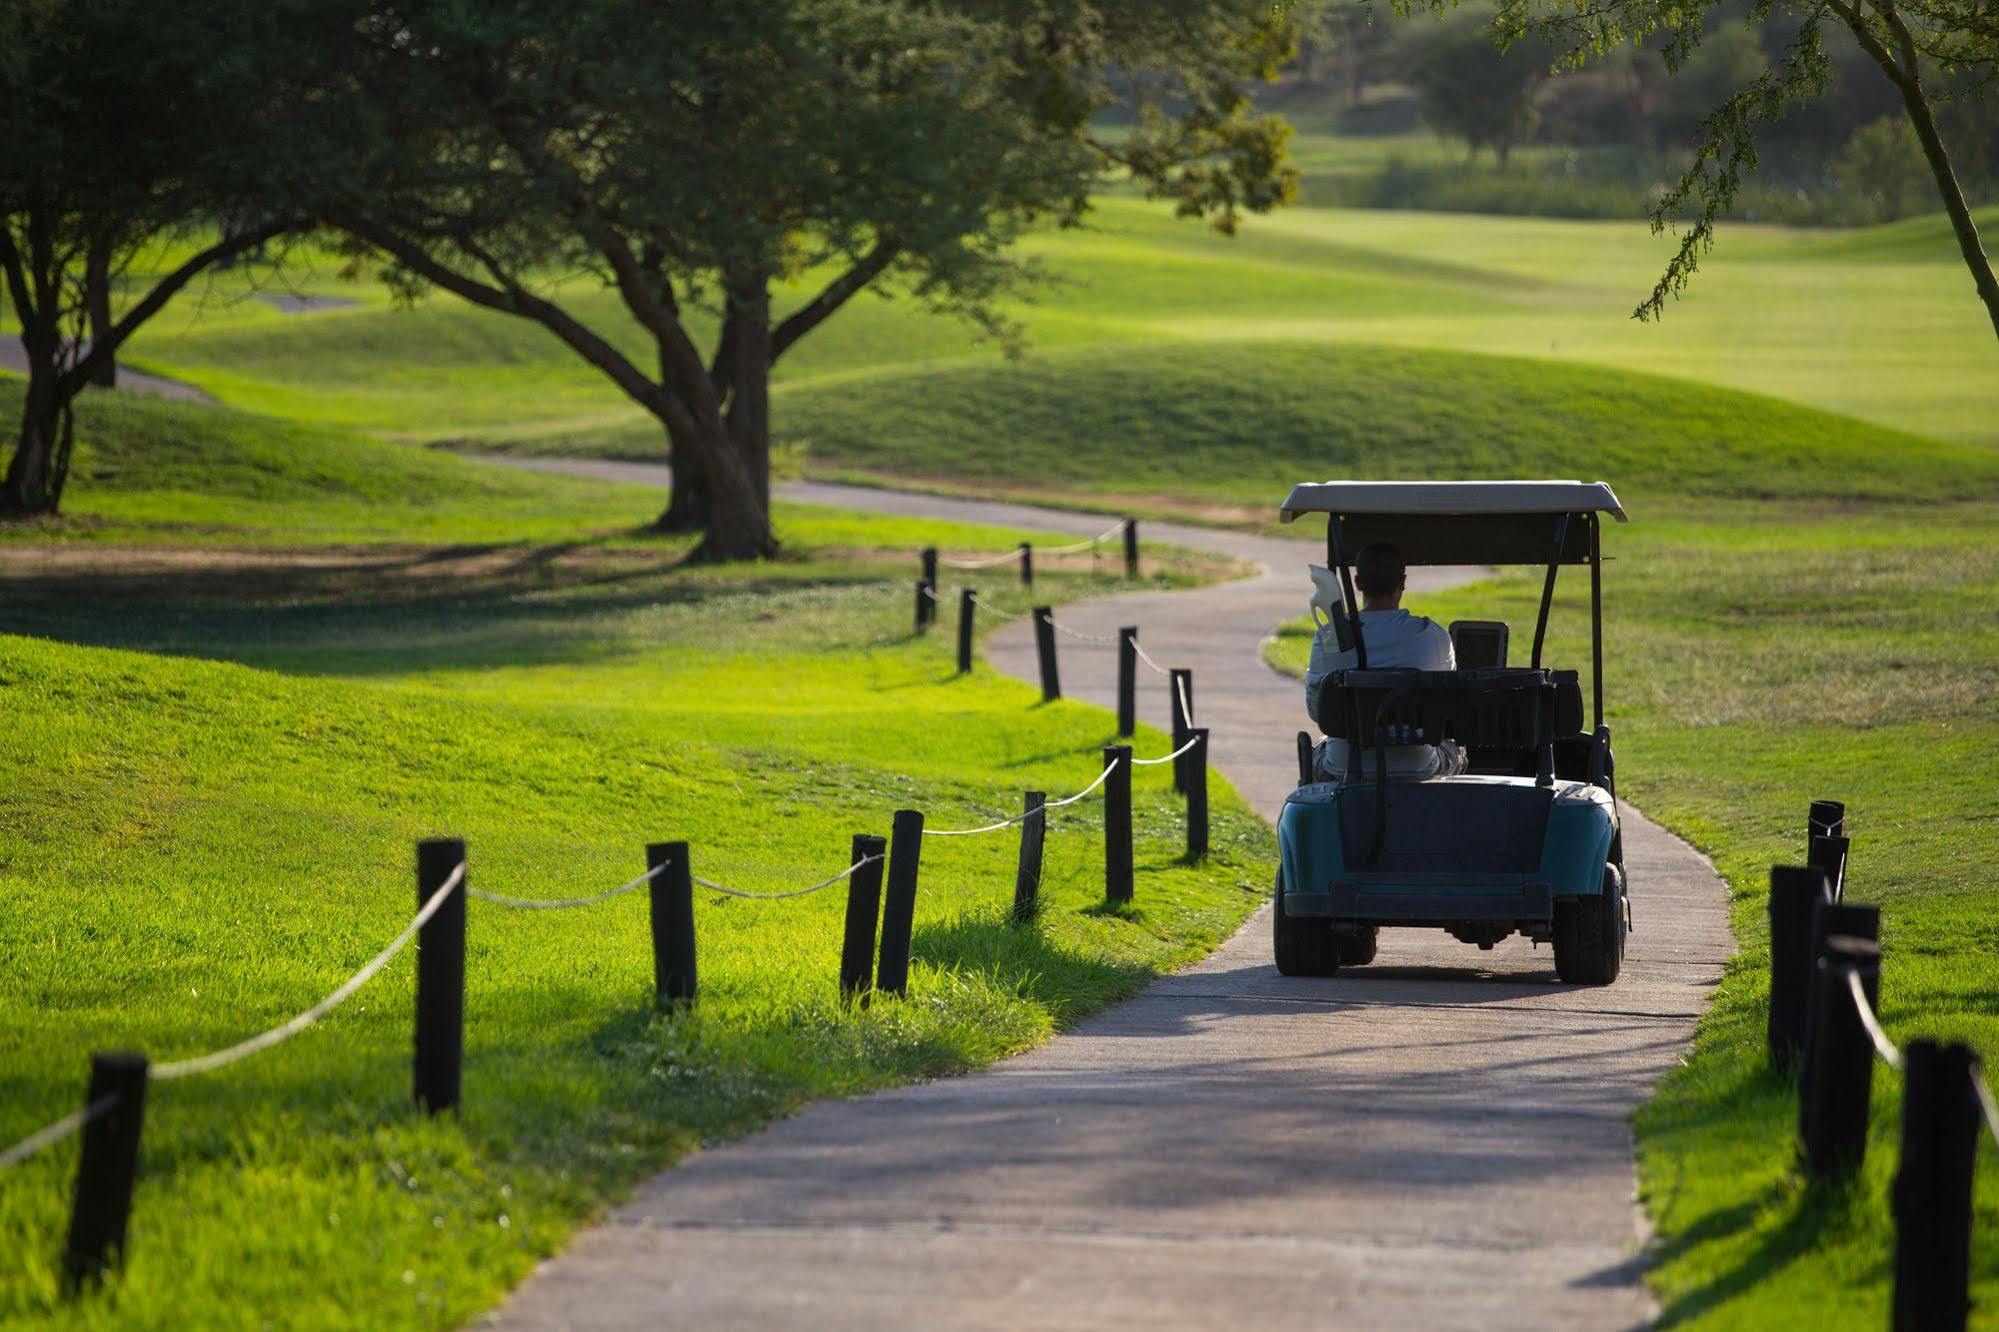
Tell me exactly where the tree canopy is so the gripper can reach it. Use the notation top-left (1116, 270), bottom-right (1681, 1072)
top-left (331, 0), bottom-right (1299, 559)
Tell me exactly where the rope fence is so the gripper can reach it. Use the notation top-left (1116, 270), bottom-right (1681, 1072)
top-left (1763, 800), bottom-right (1996, 1327)
top-left (13, 519), bottom-right (1210, 1292)
top-left (695, 854), bottom-right (883, 900)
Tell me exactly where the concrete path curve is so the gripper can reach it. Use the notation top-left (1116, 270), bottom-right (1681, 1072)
top-left (481, 461), bottom-right (1733, 1331)
top-left (1, 337), bottom-right (214, 403)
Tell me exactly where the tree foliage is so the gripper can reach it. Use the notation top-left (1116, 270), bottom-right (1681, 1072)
top-left (1402, 6), bottom-right (1554, 164)
top-left (0, 0), bottom-right (357, 514)
top-left (334, 0), bottom-right (1299, 559)
top-left (1491, 0), bottom-right (1999, 339)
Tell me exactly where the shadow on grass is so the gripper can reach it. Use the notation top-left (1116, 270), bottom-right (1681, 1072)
top-left (912, 908), bottom-right (1157, 1014)
top-left (1652, 1175), bottom-right (1847, 1327)
top-left (1, 544), bottom-right (894, 677)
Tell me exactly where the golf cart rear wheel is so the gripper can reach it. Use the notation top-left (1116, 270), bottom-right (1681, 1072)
top-left (1335, 927), bottom-right (1379, 967)
top-left (1553, 864), bottom-right (1626, 985)
top-left (1273, 876), bottom-right (1339, 977)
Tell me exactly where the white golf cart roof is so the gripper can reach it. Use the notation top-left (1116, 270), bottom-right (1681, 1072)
top-left (1280, 480), bottom-right (1627, 525)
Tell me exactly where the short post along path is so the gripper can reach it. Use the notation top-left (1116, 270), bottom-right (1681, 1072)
top-left (484, 461), bottom-right (1733, 1331)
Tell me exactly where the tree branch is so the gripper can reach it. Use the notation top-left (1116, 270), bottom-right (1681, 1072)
top-left (58, 220), bottom-right (289, 398)
top-left (331, 210), bottom-right (701, 432)
top-left (771, 241), bottom-right (898, 363)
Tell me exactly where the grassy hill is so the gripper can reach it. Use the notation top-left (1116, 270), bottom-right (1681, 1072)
top-left (763, 341), bottom-right (1999, 518)
top-left (22, 196), bottom-right (1989, 470)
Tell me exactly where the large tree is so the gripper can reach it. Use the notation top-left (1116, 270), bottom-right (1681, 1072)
top-left (1498, 0), bottom-right (1999, 339)
top-left (334, 0), bottom-right (1297, 561)
top-left (0, 0), bottom-right (352, 515)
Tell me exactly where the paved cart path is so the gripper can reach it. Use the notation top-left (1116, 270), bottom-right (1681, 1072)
top-left (484, 461), bottom-right (1733, 1331)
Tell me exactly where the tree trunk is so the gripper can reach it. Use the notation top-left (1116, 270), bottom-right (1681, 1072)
top-left (84, 237), bottom-right (115, 389)
top-left (655, 407), bottom-right (710, 532)
top-left (2, 324), bottom-right (74, 515)
top-left (1890, 73), bottom-right (1999, 342)
top-left (684, 403), bottom-right (777, 562)
top-left (723, 269), bottom-right (773, 513)
top-left (1834, 1), bottom-right (1999, 344)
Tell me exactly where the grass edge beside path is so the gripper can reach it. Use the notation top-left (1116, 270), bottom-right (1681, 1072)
top-left (0, 452), bottom-right (1271, 1329)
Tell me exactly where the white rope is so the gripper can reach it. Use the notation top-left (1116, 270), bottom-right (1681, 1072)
top-left (1037, 520), bottom-right (1128, 556)
top-left (153, 862), bottom-right (466, 1081)
top-left (969, 592), bottom-right (1026, 623)
top-left (1130, 733), bottom-right (1201, 766)
top-left (1974, 1070), bottom-right (1999, 1151)
top-left (1846, 968), bottom-right (1903, 1070)
top-left (1175, 674), bottom-right (1196, 725)
top-left (469, 860), bottom-right (666, 910)
top-left (0, 1096), bottom-right (117, 1172)
top-left (918, 584), bottom-right (939, 601)
top-left (940, 548), bottom-right (1024, 570)
top-left (925, 756), bottom-right (1122, 836)
top-left (1048, 617), bottom-right (1120, 647)
top-left (1130, 638), bottom-right (1171, 676)
top-left (693, 854), bottom-right (882, 901)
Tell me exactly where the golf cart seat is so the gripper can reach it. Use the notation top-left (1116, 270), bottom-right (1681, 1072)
top-left (1314, 668), bottom-right (1581, 748)
top-left (1448, 620), bottom-right (1509, 669)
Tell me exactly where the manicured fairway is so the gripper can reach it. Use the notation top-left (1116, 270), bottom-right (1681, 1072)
top-left (32, 198), bottom-right (1998, 459)
top-left (0, 393), bottom-right (1267, 1329)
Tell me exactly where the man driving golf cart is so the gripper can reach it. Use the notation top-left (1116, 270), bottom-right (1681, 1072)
top-left (1274, 480), bottom-right (1631, 985)
top-left (1304, 541), bottom-right (1465, 783)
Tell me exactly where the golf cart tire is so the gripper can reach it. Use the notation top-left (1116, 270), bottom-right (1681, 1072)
top-left (1273, 878), bottom-right (1339, 977)
top-left (1335, 927), bottom-right (1379, 967)
top-left (1553, 864), bottom-right (1626, 985)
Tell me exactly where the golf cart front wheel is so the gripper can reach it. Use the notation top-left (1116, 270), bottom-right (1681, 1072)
top-left (1553, 864), bottom-right (1626, 985)
top-left (1273, 876), bottom-right (1339, 977)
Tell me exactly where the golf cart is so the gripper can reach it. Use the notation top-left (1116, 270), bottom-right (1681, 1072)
top-left (1273, 480), bottom-right (1630, 984)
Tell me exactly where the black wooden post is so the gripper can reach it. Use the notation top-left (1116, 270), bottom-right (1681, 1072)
top-left (956, 588), bottom-right (976, 674)
top-left (1803, 899), bottom-right (1880, 1057)
top-left (414, 837), bottom-right (466, 1114)
top-left (647, 840), bottom-right (696, 1006)
top-left (1018, 542), bottom-right (1033, 587)
top-left (61, 1051), bottom-right (149, 1289)
top-left (1116, 627), bottom-right (1138, 737)
top-left (1032, 606), bottom-right (1060, 702)
top-left (839, 834), bottom-right (887, 1000)
top-left (1797, 936), bottom-right (1881, 1176)
top-left (1809, 799), bottom-right (1846, 841)
top-left (1104, 745), bottom-right (1133, 903)
top-left (1186, 728), bottom-right (1210, 859)
top-left (1893, 1039), bottom-right (1980, 1332)
top-left (1766, 864), bottom-right (1830, 1068)
top-left (876, 810), bottom-right (924, 996)
top-left (920, 547), bottom-right (938, 602)
top-left (1012, 791), bottom-right (1047, 925)
top-left (1123, 520), bottom-right (1139, 580)
top-left (913, 581), bottom-right (930, 633)
top-left (1169, 668), bottom-right (1194, 794)
top-left (1809, 833), bottom-right (1851, 901)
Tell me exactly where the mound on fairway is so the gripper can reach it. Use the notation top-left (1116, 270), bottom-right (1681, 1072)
top-left (778, 341), bottom-right (1999, 510)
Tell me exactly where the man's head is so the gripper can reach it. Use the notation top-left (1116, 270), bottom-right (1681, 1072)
top-left (1354, 542), bottom-right (1406, 609)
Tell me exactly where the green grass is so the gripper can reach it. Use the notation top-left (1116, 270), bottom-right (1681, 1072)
top-left (0, 399), bottom-right (1266, 1329)
top-left (46, 197), bottom-right (1993, 467)
top-left (767, 341), bottom-right (1999, 522)
top-left (1264, 501), bottom-right (1999, 1325)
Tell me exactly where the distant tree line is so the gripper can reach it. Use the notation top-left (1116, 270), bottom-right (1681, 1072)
top-left (1281, 0), bottom-right (1999, 337)
top-left (0, 0), bottom-right (1299, 553)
